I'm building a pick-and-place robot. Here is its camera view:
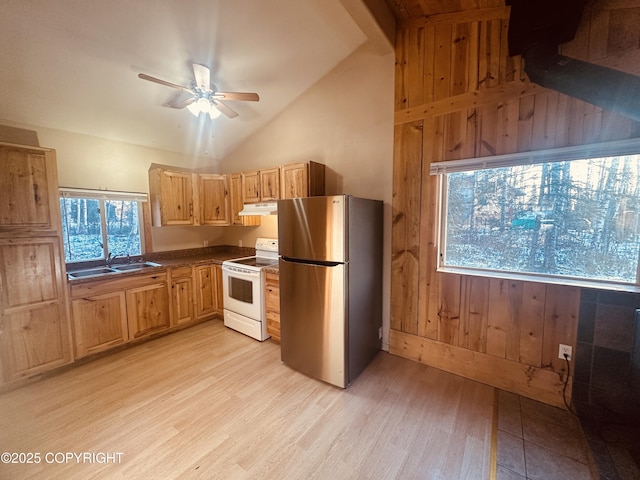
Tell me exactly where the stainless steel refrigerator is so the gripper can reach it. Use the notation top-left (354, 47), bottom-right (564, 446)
top-left (277, 195), bottom-right (383, 388)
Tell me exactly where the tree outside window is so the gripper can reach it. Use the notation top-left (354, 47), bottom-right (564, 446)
top-left (60, 190), bottom-right (144, 263)
top-left (441, 152), bottom-right (640, 286)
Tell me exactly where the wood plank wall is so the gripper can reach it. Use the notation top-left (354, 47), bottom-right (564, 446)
top-left (389, 0), bottom-right (640, 408)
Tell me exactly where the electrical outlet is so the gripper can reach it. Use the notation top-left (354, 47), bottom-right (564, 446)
top-left (558, 344), bottom-right (572, 361)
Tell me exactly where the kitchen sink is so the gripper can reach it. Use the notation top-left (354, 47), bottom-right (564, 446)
top-left (68, 267), bottom-right (118, 278)
top-left (68, 262), bottom-right (161, 279)
top-left (112, 262), bottom-right (161, 271)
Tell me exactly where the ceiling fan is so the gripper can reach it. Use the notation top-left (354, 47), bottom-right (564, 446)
top-left (138, 63), bottom-right (259, 119)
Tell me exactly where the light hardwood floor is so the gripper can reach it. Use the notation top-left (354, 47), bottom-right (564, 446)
top-left (0, 320), bottom-right (494, 479)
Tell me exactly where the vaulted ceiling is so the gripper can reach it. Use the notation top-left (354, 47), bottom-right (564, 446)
top-left (1, 1), bottom-right (375, 160)
top-left (1, 0), bottom-right (506, 161)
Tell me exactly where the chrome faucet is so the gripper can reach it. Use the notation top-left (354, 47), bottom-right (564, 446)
top-left (106, 253), bottom-right (119, 267)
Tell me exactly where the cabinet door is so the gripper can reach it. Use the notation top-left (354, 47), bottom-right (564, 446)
top-left (0, 144), bottom-right (59, 231)
top-left (241, 170), bottom-right (261, 204)
top-left (198, 174), bottom-right (230, 225)
top-left (265, 272), bottom-right (280, 342)
top-left (195, 264), bottom-right (216, 317)
top-left (0, 236), bottom-right (72, 382)
top-left (149, 169), bottom-right (194, 226)
top-left (213, 264), bottom-right (224, 314)
top-left (280, 163), bottom-right (308, 199)
top-left (171, 266), bottom-right (195, 326)
top-left (71, 291), bottom-right (128, 358)
top-left (230, 173), bottom-right (260, 226)
top-left (126, 282), bottom-right (170, 339)
top-left (260, 168), bottom-right (280, 201)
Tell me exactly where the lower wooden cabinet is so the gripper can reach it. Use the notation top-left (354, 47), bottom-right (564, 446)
top-left (170, 266), bottom-right (195, 326)
top-left (69, 262), bottom-right (224, 361)
top-left (126, 282), bottom-right (170, 339)
top-left (69, 271), bottom-right (170, 358)
top-left (265, 272), bottom-right (280, 342)
top-left (195, 263), bottom-right (223, 318)
top-left (71, 292), bottom-right (127, 358)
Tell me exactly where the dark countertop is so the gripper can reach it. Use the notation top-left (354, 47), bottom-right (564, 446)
top-left (263, 266), bottom-right (279, 275)
top-left (145, 246), bottom-right (255, 267)
top-left (66, 245), bottom-right (255, 284)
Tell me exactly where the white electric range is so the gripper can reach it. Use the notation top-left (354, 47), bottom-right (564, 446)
top-left (221, 238), bottom-right (278, 341)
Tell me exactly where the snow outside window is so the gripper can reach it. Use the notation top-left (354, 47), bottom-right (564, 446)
top-left (437, 140), bottom-right (640, 288)
top-left (59, 189), bottom-right (146, 263)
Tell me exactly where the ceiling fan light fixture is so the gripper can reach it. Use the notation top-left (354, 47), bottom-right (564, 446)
top-left (208, 107), bottom-right (222, 119)
top-left (186, 102), bottom-right (200, 117)
top-left (196, 97), bottom-right (211, 113)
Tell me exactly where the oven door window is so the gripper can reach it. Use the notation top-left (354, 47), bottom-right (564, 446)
top-left (228, 276), bottom-right (254, 304)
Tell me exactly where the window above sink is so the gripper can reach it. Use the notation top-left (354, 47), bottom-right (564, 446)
top-left (59, 188), bottom-right (147, 264)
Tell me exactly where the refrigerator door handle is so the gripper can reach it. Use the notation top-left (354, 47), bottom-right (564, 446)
top-left (280, 256), bottom-right (342, 267)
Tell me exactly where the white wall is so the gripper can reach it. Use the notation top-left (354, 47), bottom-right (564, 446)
top-left (219, 40), bottom-right (395, 349)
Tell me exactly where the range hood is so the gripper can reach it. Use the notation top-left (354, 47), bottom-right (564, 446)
top-left (238, 202), bottom-right (278, 216)
top-left (507, 0), bottom-right (640, 123)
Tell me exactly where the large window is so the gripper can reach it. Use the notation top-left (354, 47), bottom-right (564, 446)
top-left (59, 188), bottom-right (147, 263)
top-left (436, 140), bottom-right (640, 288)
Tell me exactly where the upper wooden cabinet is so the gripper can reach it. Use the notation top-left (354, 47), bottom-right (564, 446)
top-left (242, 168), bottom-right (280, 204)
top-left (198, 174), bottom-right (230, 226)
top-left (149, 168), bottom-right (230, 226)
top-left (280, 161), bottom-right (325, 199)
top-left (149, 169), bottom-right (194, 226)
top-left (241, 170), bottom-right (261, 203)
top-left (229, 173), bottom-right (260, 226)
top-left (0, 144), bottom-right (61, 232)
top-left (260, 168), bottom-right (280, 201)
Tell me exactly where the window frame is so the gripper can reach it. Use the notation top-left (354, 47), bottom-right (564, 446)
top-left (434, 138), bottom-right (640, 293)
top-left (59, 187), bottom-right (148, 264)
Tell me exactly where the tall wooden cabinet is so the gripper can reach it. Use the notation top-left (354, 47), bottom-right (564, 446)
top-left (0, 143), bottom-right (72, 385)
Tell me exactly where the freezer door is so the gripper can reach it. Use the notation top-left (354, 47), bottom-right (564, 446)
top-left (279, 257), bottom-right (347, 388)
top-left (277, 195), bottom-right (346, 263)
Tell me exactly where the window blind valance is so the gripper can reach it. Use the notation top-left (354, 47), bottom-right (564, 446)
top-left (59, 187), bottom-right (148, 202)
top-left (429, 138), bottom-right (640, 175)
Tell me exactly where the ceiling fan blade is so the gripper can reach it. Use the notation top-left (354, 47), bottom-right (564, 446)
top-left (138, 73), bottom-right (193, 93)
top-left (213, 91), bottom-right (260, 102)
top-left (193, 64), bottom-right (211, 91)
top-left (167, 96), bottom-right (195, 109)
top-left (213, 100), bottom-right (239, 118)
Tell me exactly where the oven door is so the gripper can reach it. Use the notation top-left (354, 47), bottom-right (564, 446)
top-left (222, 264), bottom-right (262, 320)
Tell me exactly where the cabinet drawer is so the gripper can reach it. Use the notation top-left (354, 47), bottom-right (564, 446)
top-left (170, 265), bottom-right (193, 278)
top-left (70, 271), bottom-right (168, 298)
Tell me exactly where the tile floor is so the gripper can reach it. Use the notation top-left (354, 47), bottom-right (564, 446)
top-left (496, 390), bottom-right (595, 480)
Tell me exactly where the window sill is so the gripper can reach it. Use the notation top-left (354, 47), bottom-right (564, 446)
top-left (436, 266), bottom-right (640, 294)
